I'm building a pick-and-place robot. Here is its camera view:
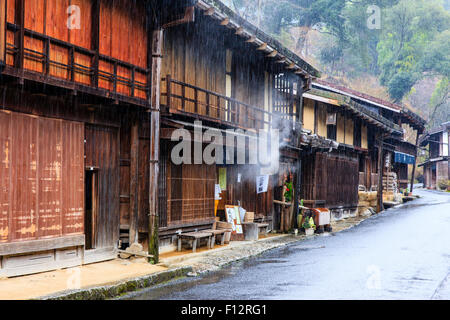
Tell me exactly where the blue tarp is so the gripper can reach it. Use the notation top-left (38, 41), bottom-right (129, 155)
top-left (394, 152), bottom-right (415, 165)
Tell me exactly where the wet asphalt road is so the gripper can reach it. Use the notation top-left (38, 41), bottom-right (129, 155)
top-left (129, 189), bottom-right (450, 300)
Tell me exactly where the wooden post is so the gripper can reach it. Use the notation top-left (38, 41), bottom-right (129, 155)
top-left (376, 132), bottom-right (385, 213)
top-left (293, 78), bottom-right (304, 228)
top-left (0, 0), bottom-right (6, 66)
top-left (410, 130), bottom-right (421, 193)
top-left (148, 29), bottom-right (163, 264)
top-left (129, 119), bottom-right (139, 245)
top-left (91, 0), bottom-right (100, 87)
top-left (14, 0), bottom-right (24, 70)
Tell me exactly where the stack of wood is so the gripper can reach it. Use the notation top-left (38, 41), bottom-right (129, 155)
top-left (383, 172), bottom-right (398, 202)
top-left (358, 191), bottom-right (378, 215)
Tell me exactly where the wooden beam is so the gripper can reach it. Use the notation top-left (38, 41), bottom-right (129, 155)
top-left (0, 235), bottom-right (85, 256)
top-left (245, 35), bottom-right (256, 43)
top-left (266, 50), bottom-right (277, 58)
top-left (163, 6), bottom-right (195, 29)
top-left (129, 119), bottom-right (140, 245)
top-left (0, 0), bottom-right (6, 65)
top-left (220, 17), bottom-right (229, 26)
top-left (91, 0), bottom-right (100, 87)
top-left (14, 0), bottom-right (24, 70)
top-left (286, 62), bottom-right (296, 69)
top-left (235, 27), bottom-right (244, 35)
top-left (376, 133), bottom-right (385, 213)
top-left (148, 29), bottom-right (163, 264)
top-left (410, 131), bottom-right (420, 193)
top-left (204, 7), bottom-right (215, 16)
top-left (257, 43), bottom-right (267, 51)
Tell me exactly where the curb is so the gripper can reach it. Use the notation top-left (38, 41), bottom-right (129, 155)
top-left (39, 266), bottom-right (193, 300)
top-left (159, 234), bottom-right (291, 266)
top-left (37, 217), bottom-right (377, 300)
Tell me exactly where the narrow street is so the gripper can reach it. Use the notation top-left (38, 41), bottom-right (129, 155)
top-left (128, 189), bottom-right (450, 300)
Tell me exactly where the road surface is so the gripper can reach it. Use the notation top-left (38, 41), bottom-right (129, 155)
top-left (129, 189), bottom-right (450, 300)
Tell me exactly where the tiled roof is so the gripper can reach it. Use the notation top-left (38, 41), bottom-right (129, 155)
top-left (306, 88), bottom-right (403, 135)
top-left (196, 0), bottom-right (321, 78)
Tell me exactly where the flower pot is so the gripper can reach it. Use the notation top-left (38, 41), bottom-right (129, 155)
top-left (305, 228), bottom-right (315, 236)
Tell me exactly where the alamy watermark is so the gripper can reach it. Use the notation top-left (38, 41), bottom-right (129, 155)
top-left (367, 5), bottom-right (381, 30)
top-left (366, 265), bottom-right (382, 290)
top-left (170, 121), bottom-right (280, 173)
top-left (67, 5), bottom-right (81, 30)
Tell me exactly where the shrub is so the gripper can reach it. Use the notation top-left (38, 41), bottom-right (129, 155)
top-left (437, 179), bottom-right (450, 191)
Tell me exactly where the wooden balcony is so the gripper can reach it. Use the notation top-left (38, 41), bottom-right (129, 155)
top-left (3, 23), bottom-right (150, 107)
top-left (161, 75), bottom-right (296, 132)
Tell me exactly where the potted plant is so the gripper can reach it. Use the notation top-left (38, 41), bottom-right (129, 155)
top-left (302, 216), bottom-right (316, 236)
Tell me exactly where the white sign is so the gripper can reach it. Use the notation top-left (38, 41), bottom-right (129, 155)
top-left (443, 131), bottom-right (449, 157)
top-left (215, 184), bottom-right (222, 200)
top-left (256, 175), bottom-right (269, 194)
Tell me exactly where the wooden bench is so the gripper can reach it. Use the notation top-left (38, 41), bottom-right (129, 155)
top-left (177, 232), bottom-right (213, 253)
top-left (202, 229), bottom-right (227, 248)
top-left (257, 223), bottom-right (269, 235)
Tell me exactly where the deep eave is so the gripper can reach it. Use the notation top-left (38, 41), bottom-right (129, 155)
top-left (195, 0), bottom-right (321, 79)
top-left (305, 88), bottom-right (403, 135)
top-left (313, 79), bottom-right (426, 132)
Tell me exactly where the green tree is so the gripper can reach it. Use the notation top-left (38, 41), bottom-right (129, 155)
top-left (377, 0), bottom-right (450, 101)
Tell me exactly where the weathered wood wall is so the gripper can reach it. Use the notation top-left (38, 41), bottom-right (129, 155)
top-left (301, 151), bottom-right (359, 208)
top-left (161, 12), bottom-right (268, 121)
top-left (85, 125), bottom-right (120, 249)
top-left (225, 165), bottom-right (274, 218)
top-left (166, 160), bottom-right (216, 227)
top-left (0, 110), bottom-right (84, 243)
top-left (5, 0), bottom-right (148, 98)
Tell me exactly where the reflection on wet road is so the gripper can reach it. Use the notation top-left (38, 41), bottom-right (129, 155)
top-left (127, 189), bottom-right (450, 300)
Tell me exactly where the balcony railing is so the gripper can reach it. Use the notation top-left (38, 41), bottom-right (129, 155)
top-left (5, 23), bottom-right (149, 103)
top-left (162, 75), bottom-right (296, 132)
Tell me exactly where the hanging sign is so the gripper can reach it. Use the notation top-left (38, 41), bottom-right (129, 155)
top-left (219, 168), bottom-right (227, 191)
top-left (215, 184), bottom-right (222, 200)
top-left (256, 175), bottom-right (269, 194)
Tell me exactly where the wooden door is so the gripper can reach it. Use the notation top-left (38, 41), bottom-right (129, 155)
top-left (85, 125), bottom-right (119, 250)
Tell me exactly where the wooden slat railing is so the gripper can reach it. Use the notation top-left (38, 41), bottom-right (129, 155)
top-left (5, 22), bottom-right (149, 101)
top-left (162, 75), bottom-right (297, 132)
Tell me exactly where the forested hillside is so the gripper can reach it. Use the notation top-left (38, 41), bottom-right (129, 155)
top-left (224, 0), bottom-right (450, 130)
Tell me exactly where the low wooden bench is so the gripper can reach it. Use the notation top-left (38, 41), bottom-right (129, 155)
top-left (177, 232), bottom-right (213, 253)
top-left (257, 223), bottom-right (269, 235)
top-left (202, 229), bottom-right (227, 248)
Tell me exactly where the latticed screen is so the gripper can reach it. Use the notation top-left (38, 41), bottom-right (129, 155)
top-left (167, 163), bottom-right (216, 225)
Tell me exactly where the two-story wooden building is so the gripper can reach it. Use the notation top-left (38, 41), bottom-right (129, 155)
top-left (419, 122), bottom-right (450, 189)
top-left (152, 0), bottom-right (320, 248)
top-left (0, 0), bottom-right (155, 277)
top-left (299, 85), bottom-right (404, 219)
top-left (312, 80), bottom-right (426, 196)
top-left (0, 0), bottom-right (321, 276)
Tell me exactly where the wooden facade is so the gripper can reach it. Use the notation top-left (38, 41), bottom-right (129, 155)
top-left (420, 122), bottom-right (450, 189)
top-left (299, 87), bottom-right (407, 213)
top-left (1, 0), bottom-right (429, 277)
top-left (153, 2), bottom-right (311, 242)
top-left (0, 0), bottom-right (320, 275)
top-left (0, 0), bottom-right (152, 276)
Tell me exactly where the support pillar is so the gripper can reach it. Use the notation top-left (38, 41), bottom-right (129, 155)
top-left (410, 130), bottom-right (421, 193)
top-left (148, 29), bottom-right (163, 264)
top-left (129, 119), bottom-right (139, 245)
top-left (376, 133), bottom-right (385, 213)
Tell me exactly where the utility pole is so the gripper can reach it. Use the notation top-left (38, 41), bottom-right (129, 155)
top-left (376, 133), bottom-right (385, 213)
